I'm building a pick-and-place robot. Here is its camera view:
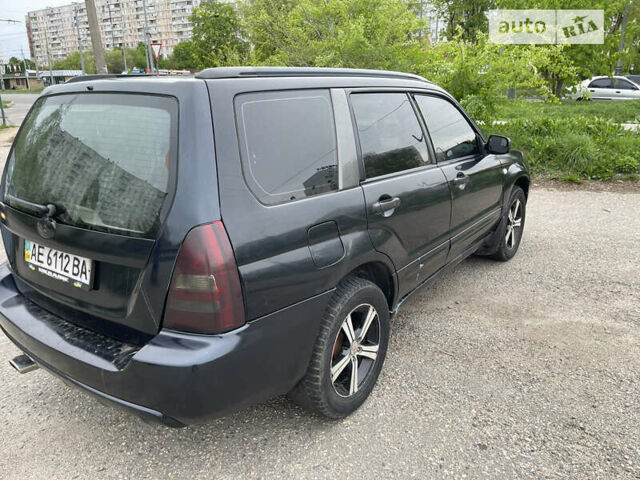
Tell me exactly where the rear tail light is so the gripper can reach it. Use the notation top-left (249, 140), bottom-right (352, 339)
top-left (163, 221), bottom-right (245, 334)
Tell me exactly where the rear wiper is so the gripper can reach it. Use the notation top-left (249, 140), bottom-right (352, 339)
top-left (5, 194), bottom-right (58, 218)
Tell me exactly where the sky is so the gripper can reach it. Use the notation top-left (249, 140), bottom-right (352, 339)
top-left (0, 0), bottom-right (72, 61)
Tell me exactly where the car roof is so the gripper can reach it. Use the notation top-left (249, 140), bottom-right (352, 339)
top-left (195, 66), bottom-right (431, 84)
top-left (589, 75), bottom-right (629, 80)
top-left (48, 67), bottom-right (443, 98)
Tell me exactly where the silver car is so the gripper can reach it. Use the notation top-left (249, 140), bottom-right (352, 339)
top-left (568, 76), bottom-right (640, 101)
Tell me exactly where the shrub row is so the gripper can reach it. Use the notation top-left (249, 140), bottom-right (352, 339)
top-left (487, 116), bottom-right (640, 181)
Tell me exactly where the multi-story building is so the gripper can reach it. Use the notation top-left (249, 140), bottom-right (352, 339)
top-left (26, 0), bottom-right (203, 66)
top-left (27, 0), bottom-right (443, 68)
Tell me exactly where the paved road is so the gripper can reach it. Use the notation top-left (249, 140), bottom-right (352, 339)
top-left (1, 93), bottom-right (39, 126)
top-left (0, 131), bottom-right (639, 478)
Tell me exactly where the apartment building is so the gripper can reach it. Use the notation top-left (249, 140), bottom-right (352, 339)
top-left (26, 0), bottom-right (203, 66)
top-left (27, 0), bottom-right (443, 67)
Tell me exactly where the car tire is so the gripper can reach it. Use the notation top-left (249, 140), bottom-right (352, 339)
top-left (288, 276), bottom-right (390, 418)
top-left (490, 185), bottom-right (526, 262)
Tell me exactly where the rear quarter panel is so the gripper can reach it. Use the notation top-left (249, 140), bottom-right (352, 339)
top-left (205, 77), bottom-right (404, 321)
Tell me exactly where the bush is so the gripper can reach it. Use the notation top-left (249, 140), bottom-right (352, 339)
top-left (488, 116), bottom-right (640, 180)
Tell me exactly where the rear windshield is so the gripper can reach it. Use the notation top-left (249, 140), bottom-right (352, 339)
top-left (5, 93), bottom-right (178, 238)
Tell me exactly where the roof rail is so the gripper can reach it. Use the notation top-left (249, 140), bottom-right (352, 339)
top-left (65, 73), bottom-right (159, 84)
top-left (195, 66), bottom-right (430, 83)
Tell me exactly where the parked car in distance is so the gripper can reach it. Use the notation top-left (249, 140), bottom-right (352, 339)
top-left (0, 67), bottom-right (530, 426)
top-left (568, 75), bottom-right (640, 101)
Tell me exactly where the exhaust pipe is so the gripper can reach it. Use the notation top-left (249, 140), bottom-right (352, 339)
top-left (10, 354), bottom-right (39, 374)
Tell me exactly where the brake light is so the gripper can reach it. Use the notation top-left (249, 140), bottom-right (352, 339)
top-left (164, 221), bottom-right (245, 334)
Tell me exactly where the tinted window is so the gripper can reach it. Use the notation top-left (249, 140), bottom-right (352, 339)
top-left (414, 95), bottom-right (480, 162)
top-left (614, 79), bottom-right (636, 90)
top-left (350, 93), bottom-right (429, 179)
top-left (7, 93), bottom-right (177, 238)
top-left (589, 78), bottom-right (612, 88)
top-left (235, 90), bottom-right (338, 204)
top-left (626, 75), bottom-right (640, 86)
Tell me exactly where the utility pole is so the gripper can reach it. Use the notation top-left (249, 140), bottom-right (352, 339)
top-left (107, 3), bottom-right (116, 51)
top-left (85, 0), bottom-right (107, 73)
top-left (74, 5), bottom-right (86, 75)
top-left (43, 26), bottom-right (54, 86)
top-left (615, 2), bottom-right (631, 75)
top-left (120, 2), bottom-right (128, 72)
top-left (0, 86), bottom-right (6, 126)
top-left (142, 0), bottom-right (153, 73)
top-left (21, 48), bottom-right (30, 89)
top-left (108, 2), bottom-right (127, 73)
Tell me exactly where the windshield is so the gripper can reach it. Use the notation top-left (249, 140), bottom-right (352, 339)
top-left (5, 93), bottom-right (178, 238)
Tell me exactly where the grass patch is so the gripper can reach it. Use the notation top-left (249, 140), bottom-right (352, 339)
top-left (1, 88), bottom-right (44, 94)
top-left (495, 99), bottom-right (640, 124)
top-left (486, 115), bottom-right (640, 181)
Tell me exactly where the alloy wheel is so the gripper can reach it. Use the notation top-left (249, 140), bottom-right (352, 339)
top-left (505, 198), bottom-right (522, 249)
top-left (330, 304), bottom-right (380, 398)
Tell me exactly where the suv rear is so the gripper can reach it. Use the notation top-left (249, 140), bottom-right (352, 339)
top-left (0, 68), bottom-right (529, 425)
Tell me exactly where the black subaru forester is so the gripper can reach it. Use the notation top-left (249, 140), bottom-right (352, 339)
top-left (0, 67), bottom-right (529, 426)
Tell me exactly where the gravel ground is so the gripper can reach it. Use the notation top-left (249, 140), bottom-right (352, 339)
top-left (0, 130), bottom-right (639, 479)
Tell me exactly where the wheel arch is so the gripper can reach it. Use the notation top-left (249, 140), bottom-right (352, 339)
top-left (346, 261), bottom-right (396, 311)
top-left (514, 175), bottom-right (530, 199)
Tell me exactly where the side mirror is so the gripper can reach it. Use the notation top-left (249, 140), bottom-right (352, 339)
top-left (486, 135), bottom-right (510, 155)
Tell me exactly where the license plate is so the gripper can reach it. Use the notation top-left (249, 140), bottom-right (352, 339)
top-left (24, 240), bottom-right (93, 290)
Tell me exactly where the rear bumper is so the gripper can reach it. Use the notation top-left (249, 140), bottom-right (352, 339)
top-left (0, 264), bottom-right (331, 426)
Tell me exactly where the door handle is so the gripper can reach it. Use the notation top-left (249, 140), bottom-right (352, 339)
top-left (452, 172), bottom-right (469, 189)
top-left (615, 90), bottom-right (621, 93)
top-left (589, 89), bottom-right (595, 92)
top-left (372, 196), bottom-right (401, 216)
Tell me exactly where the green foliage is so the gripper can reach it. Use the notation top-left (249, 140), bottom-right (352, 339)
top-left (430, 0), bottom-right (494, 42)
top-left (105, 48), bottom-right (130, 73)
top-left (496, 99), bottom-right (640, 123)
top-left (8, 57), bottom-right (35, 70)
top-left (488, 113), bottom-right (640, 180)
top-left (496, 0), bottom-right (639, 88)
top-left (190, 0), bottom-right (250, 68)
top-left (241, 0), bottom-right (425, 69)
top-left (52, 51), bottom-right (96, 73)
top-left (165, 41), bottom-right (197, 69)
top-left (415, 33), bottom-right (574, 124)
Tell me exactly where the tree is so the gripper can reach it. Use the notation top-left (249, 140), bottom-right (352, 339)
top-left (431, 0), bottom-right (496, 43)
top-left (416, 32), bottom-right (577, 123)
top-left (52, 51), bottom-right (96, 73)
top-left (8, 57), bottom-right (36, 71)
top-left (190, 0), bottom-right (250, 68)
top-left (241, 0), bottom-right (426, 69)
top-left (495, 0), bottom-right (640, 81)
top-left (167, 41), bottom-right (197, 69)
top-left (105, 48), bottom-right (138, 73)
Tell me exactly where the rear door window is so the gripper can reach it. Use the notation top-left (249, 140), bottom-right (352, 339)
top-left (6, 93), bottom-right (177, 238)
top-left (350, 93), bottom-right (430, 179)
top-left (235, 89), bottom-right (338, 204)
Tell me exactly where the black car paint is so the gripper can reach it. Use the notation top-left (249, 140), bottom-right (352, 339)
top-left (1, 80), bottom-right (219, 340)
top-left (0, 73), bottom-right (530, 425)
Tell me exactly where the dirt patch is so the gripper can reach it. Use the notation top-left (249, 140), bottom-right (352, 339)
top-left (533, 175), bottom-right (640, 194)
